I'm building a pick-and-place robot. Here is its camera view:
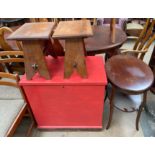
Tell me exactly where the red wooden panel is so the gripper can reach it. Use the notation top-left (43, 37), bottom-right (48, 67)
top-left (23, 85), bottom-right (105, 128)
top-left (20, 56), bottom-right (107, 129)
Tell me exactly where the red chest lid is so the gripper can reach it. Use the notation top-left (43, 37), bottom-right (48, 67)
top-left (19, 56), bottom-right (107, 86)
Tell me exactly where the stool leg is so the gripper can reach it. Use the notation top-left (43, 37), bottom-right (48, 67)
top-left (106, 86), bottom-right (115, 129)
top-left (104, 85), bottom-right (108, 102)
top-left (136, 91), bottom-right (147, 131)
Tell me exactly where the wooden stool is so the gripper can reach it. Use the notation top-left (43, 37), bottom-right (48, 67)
top-left (105, 55), bottom-right (154, 130)
top-left (53, 20), bottom-right (93, 78)
top-left (7, 22), bottom-right (56, 80)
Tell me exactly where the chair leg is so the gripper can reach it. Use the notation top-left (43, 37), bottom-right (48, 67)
top-left (25, 107), bottom-right (36, 136)
top-left (0, 63), bottom-right (5, 72)
top-left (26, 120), bottom-right (35, 137)
top-left (104, 85), bottom-right (108, 102)
top-left (106, 86), bottom-right (115, 129)
top-left (136, 91), bottom-right (147, 131)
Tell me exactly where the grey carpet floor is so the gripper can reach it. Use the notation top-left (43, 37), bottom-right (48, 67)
top-left (140, 91), bottom-right (155, 137)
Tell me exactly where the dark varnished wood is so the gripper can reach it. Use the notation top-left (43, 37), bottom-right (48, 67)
top-left (106, 85), bottom-right (148, 130)
top-left (105, 55), bottom-right (154, 93)
top-left (136, 91), bottom-right (147, 130)
top-left (106, 85), bottom-right (115, 129)
top-left (110, 18), bottom-right (116, 43)
top-left (53, 20), bottom-right (93, 78)
top-left (85, 25), bottom-right (127, 55)
top-left (105, 19), bottom-right (155, 129)
top-left (7, 22), bottom-right (56, 80)
top-left (105, 55), bottom-right (154, 130)
top-left (52, 39), bottom-right (64, 56)
top-left (43, 38), bottom-right (65, 58)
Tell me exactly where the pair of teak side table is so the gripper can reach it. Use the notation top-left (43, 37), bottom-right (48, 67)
top-left (8, 20), bottom-right (107, 129)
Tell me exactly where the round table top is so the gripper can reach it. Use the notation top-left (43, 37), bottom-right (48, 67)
top-left (105, 55), bottom-right (154, 93)
top-left (84, 25), bottom-right (127, 54)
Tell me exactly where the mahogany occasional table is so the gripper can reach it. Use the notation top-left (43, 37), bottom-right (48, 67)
top-left (53, 20), bottom-right (93, 78)
top-left (85, 25), bottom-right (127, 56)
top-left (105, 55), bottom-right (154, 130)
top-left (7, 22), bottom-right (56, 80)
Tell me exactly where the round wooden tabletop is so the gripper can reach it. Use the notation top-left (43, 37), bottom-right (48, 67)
top-left (105, 55), bottom-right (154, 93)
top-left (84, 25), bottom-right (127, 55)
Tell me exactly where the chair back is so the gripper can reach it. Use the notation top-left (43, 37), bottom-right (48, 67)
top-left (0, 72), bottom-right (19, 88)
top-left (0, 51), bottom-right (24, 74)
top-left (0, 51), bottom-right (24, 63)
top-left (133, 19), bottom-right (155, 59)
top-left (0, 27), bottom-right (23, 51)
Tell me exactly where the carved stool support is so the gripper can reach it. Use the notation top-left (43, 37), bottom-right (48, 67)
top-left (64, 38), bottom-right (87, 78)
top-left (22, 40), bottom-right (50, 80)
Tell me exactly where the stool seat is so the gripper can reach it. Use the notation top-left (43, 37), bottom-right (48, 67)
top-left (105, 55), bottom-right (154, 93)
top-left (105, 55), bottom-right (154, 130)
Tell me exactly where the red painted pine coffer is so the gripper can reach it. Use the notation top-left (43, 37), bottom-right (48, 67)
top-left (20, 56), bottom-right (107, 129)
